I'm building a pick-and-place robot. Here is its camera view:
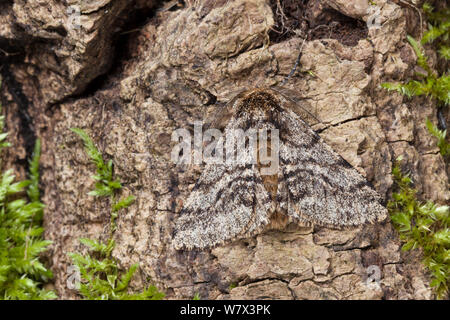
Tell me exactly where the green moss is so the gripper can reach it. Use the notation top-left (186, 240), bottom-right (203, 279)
top-left (426, 118), bottom-right (450, 157)
top-left (381, 35), bottom-right (449, 106)
top-left (70, 128), bottom-right (164, 300)
top-left (0, 84), bottom-right (56, 299)
top-left (382, 4), bottom-right (449, 106)
top-left (383, 7), bottom-right (449, 299)
top-left (388, 158), bottom-right (449, 299)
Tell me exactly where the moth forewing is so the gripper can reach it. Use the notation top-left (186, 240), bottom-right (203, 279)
top-left (224, 126), bottom-right (258, 166)
top-left (203, 129), bottom-right (224, 164)
top-left (173, 88), bottom-right (388, 250)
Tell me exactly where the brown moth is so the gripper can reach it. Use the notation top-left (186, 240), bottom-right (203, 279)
top-left (173, 88), bottom-right (387, 250)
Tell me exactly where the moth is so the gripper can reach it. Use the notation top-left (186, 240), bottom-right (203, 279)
top-left (173, 88), bottom-right (387, 250)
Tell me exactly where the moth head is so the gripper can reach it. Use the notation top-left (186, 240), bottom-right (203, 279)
top-left (234, 88), bottom-right (281, 116)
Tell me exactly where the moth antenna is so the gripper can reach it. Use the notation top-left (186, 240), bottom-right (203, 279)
top-left (280, 37), bottom-right (307, 86)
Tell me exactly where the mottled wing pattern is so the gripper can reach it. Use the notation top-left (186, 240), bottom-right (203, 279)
top-left (277, 108), bottom-right (387, 226)
top-left (173, 88), bottom-right (387, 250)
top-left (173, 118), bottom-right (272, 250)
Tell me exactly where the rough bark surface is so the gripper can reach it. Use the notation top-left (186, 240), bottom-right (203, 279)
top-left (1, 0), bottom-right (448, 299)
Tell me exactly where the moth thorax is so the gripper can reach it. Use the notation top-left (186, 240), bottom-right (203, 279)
top-left (240, 91), bottom-right (279, 113)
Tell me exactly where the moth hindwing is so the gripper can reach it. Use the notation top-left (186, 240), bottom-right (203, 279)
top-left (173, 88), bottom-right (387, 250)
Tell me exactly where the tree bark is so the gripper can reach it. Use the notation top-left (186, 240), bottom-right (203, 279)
top-left (1, 0), bottom-right (448, 299)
